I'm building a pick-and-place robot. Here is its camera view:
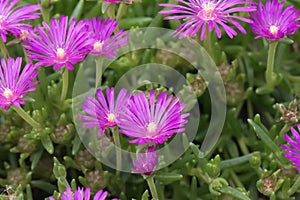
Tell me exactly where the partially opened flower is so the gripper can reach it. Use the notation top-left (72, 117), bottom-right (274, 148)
top-left (49, 187), bottom-right (118, 200)
top-left (281, 124), bottom-right (300, 170)
top-left (159, 0), bottom-right (256, 40)
top-left (0, 57), bottom-right (38, 110)
top-left (0, 0), bottom-right (40, 42)
top-left (133, 146), bottom-right (158, 176)
top-left (250, 0), bottom-right (300, 40)
top-left (87, 17), bottom-right (129, 58)
top-left (23, 16), bottom-right (92, 70)
top-left (119, 90), bottom-right (189, 144)
top-left (79, 88), bottom-right (131, 135)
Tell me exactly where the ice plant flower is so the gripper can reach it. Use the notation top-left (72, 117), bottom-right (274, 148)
top-left (0, 57), bottom-right (38, 110)
top-left (49, 187), bottom-right (119, 200)
top-left (159, 0), bottom-right (256, 40)
top-left (0, 0), bottom-right (40, 42)
top-left (281, 124), bottom-right (300, 170)
top-left (250, 0), bottom-right (300, 40)
top-left (23, 16), bottom-right (92, 70)
top-left (119, 90), bottom-right (189, 144)
top-left (87, 17), bottom-right (129, 58)
top-left (79, 88), bottom-right (131, 135)
top-left (133, 146), bottom-right (158, 176)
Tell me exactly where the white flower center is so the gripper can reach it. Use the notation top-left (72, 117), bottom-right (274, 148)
top-left (3, 88), bottom-right (13, 101)
top-left (56, 48), bottom-right (66, 60)
top-left (93, 41), bottom-right (104, 52)
top-left (107, 113), bottom-right (116, 123)
top-left (147, 122), bottom-right (157, 133)
top-left (198, 2), bottom-right (216, 21)
top-left (269, 25), bottom-right (279, 36)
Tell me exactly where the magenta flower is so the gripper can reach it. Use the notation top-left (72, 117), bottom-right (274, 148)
top-left (133, 146), bottom-right (158, 176)
top-left (159, 0), bottom-right (256, 40)
top-left (87, 17), bottom-right (129, 58)
top-left (0, 0), bottom-right (40, 42)
top-left (79, 88), bottom-right (131, 135)
top-left (281, 124), bottom-right (300, 170)
top-left (23, 16), bottom-right (92, 70)
top-left (250, 0), bottom-right (300, 40)
top-left (119, 90), bottom-right (189, 144)
top-left (0, 57), bottom-right (38, 110)
top-left (103, 0), bottom-right (121, 2)
top-left (49, 187), bottom-right (118, 200)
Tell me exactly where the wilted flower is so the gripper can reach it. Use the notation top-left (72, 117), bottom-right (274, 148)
top-left (79, 88), bottom-right (131, 135)
top-left (250, 0), bottom-right (300, 40)
top-left (0, 0), bottom-right (40, 42)
top-left (23, 16), bottom-right (92, 70)
top-left (133, 146), bottom-right (158, 176)
top-left (159, 0), bottom-right (256, 40)
top-left (119, 90), bottom-right (189, 144)
top-left (87, 17), bottom-right (129, 58)
top-left (281, 124), bottom-right (300, 170)
top-left (49, 187), bottom-right (118, 200)
top-left (0, 57), bottom-right (38, 110)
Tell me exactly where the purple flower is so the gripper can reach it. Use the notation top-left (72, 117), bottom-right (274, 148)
top-left (49, 187), bottom-right (118, 200)
top-left (133, 146), bottom-right (158, 176)
top-left (159, 0), bottom-right (256, 40)
top-left (103, 0), bottom-right (121, 3)
top-left (23, 16), bottom-right (92, 70)
top-left (119, 90), bottom-right (189, 144)
top-left (87, 17), bottom-right (129, 58)
top-left (0, 0), bottom-right (40, 42)
top-left (0, 57), bottom-right (38, 110)
top-left (79, 88), bottom-right (131, 135)
top-left (250, 0), bottom-right (300, 40)
top-left (281, 124), bottom-right (300, 170)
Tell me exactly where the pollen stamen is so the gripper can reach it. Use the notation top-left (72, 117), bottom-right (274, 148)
top-left (3, 88), bottom-right (13, 101)
top-left (147, 122), bottom-right (157, 133)
top-left (56, 48), bottom-right (66, 60)
top-left (198, 2), bottom-right (216, 21)
top-left (93, 41), bottom-right (104, 52)
top-left (269, 25), bottom-right (279, 36)
top-left (107, 113), bottom-right (116, 123)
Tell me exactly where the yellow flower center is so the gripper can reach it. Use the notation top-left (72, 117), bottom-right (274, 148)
top-left (93, 41), bottom-right (104, 52)
top-left (147, 122), bottom-right (157, 133)
top-left (3, 88), bottom-right (13, 100)
top-left (107, 113), bottom-right (116, 122)
top-left (199, 2), bottom-right (216, 21)
top-left (56, 48), bottom-right (66, 60)
top-left (269, 25), bottom-right (279, 36)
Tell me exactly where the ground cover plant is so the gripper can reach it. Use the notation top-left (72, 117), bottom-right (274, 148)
top-left (0, 0), bottom-right (300, 199)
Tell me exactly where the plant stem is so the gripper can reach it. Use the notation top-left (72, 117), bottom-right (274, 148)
top-left (12, 106), bottom-right (40, 129)
top-left (107, 4), bottom-right (116, 19)
top-left (288, 175), bottom-right (300, 196)
top-left (203, 29), bottom-right (212, 58)
top-left (0, 37), bottom-right (8, 60)
top-left (95, 58), bottom-right (103, 88)
top-left (60, 69), bottom-right (69, 101)
top-left (146, 176), bottom-right (159, 200)
top-left (265, 41), bottom-right (278, 88)
top-left (116, 4), bottom-right (127, 20)
top-left (112, 128), bottom-right (122, 175)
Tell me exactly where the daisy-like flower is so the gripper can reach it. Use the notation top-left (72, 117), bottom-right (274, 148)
top-left (23, 16), bottom-right (92, 70)
top-left (133, 146), bottom-right (158, 176)
top-left (0, 57), bottom-right (38, 110)
top-left (159, 0), bottom-right (256, 40)
top-left (49, 187), bottom-right (118, 200)
top-left (79, 87), bottom-right (131, 135)
top-left (250, 0), bottom-right (300, 40)
top-left (0, 0), bottom-right (40, 42)
top-left (281, 124), bottom-right (300, 170)
top-left (119, 90), bottom-right (189, 144)
top-left (87, 17), bottom-right (129, 58)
